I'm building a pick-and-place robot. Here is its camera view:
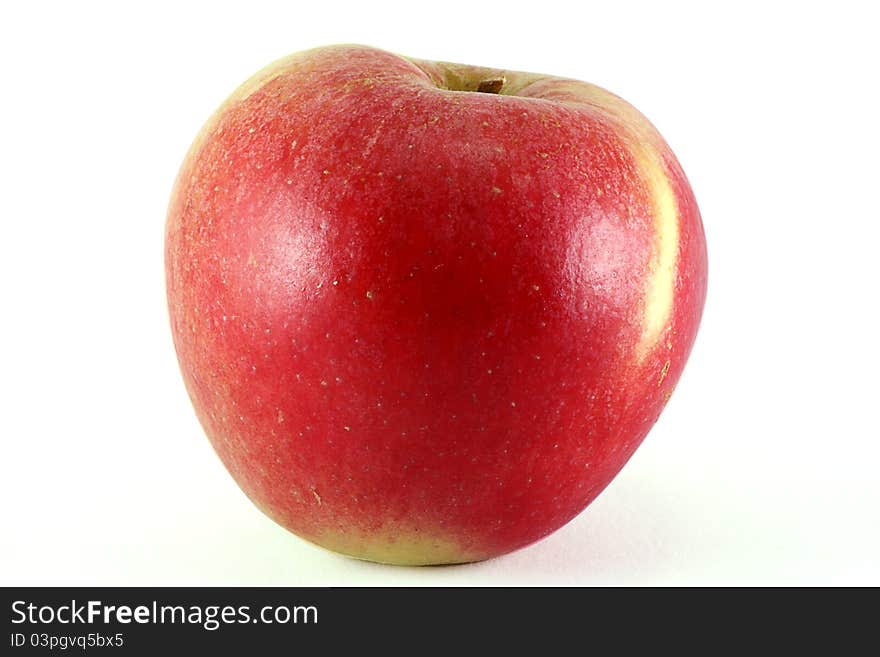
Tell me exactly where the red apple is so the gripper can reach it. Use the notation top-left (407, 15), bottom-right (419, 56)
top-left (165, 45), bottom-right (707, 565)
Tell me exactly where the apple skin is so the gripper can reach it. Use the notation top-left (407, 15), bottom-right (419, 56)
top-left (165, 45), bottom-right (707, 565)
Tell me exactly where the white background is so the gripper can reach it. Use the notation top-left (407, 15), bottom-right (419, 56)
top-left (2, 1), bottom-right (878, 586)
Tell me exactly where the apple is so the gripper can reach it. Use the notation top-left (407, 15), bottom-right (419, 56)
top-left (165, 45), bottom-right (707, 565)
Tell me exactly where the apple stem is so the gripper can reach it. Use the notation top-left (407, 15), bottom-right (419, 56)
top-left (477, 77), bottom-right (506, 94)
